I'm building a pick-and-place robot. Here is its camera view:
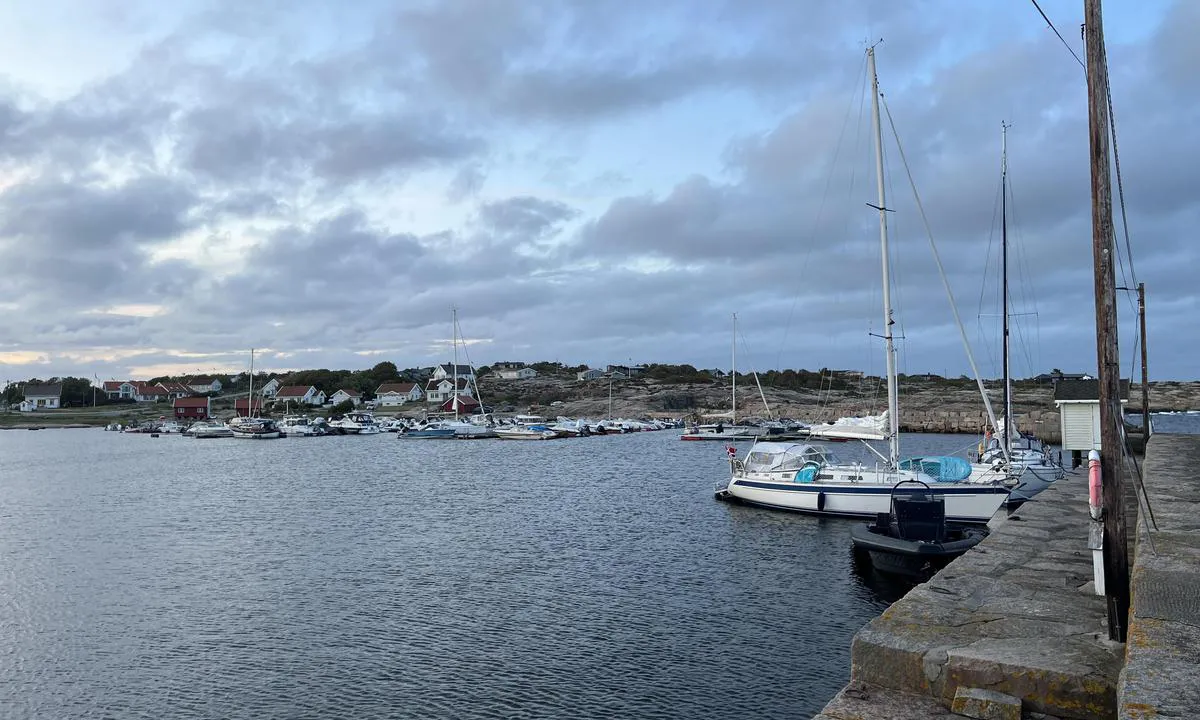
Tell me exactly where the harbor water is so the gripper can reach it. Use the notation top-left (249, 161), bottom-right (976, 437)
top-left (0, 424), bottom-right (1163, 718)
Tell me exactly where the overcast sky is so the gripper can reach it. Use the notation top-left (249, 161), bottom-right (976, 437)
top-left (0, 0), bottom-right (1194, 383)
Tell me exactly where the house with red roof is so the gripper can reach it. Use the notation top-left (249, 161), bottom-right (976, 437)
top-left (440, 395), bottom-right (480, 414)
top-left (274, 385), bottom-right (327, 407)
top-left (173, 396), bottom-right (210, 420)
top-left (102, 381), bottom-right (136, 400)
top-left (376, 382), bottom-right (422, 407)
top-left (102, 380), bottom-right (169, 402)
top-left (329, 389), bottom-right (362, 407)
top-left (157, 381), bottom-right (193, 400)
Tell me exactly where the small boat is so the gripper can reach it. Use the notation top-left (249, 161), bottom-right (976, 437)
top-left (494, 424), bottom-right (559, 440)
top-left (278, 416), bottom-right (321, 437)
top-left (399, 421), bottom-right (457, 439)
top-left (229, 417), bottom-right (281, 439)
top-left (328, 412), bottom-right (381, 435)
top-left (850, 481), bottom-right (989, 580)
top-left (186, 421), bottom-right (234, 439)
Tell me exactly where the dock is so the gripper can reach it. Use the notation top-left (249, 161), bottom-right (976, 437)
top-left (814, 433), bottom-right (1199, 719)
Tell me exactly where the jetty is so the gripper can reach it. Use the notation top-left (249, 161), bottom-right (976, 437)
top-left (813, 433), bottom-right (1198, 719)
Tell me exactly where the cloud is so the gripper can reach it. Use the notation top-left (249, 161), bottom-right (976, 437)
top-left (0, 0), bottom-right (1196, 383)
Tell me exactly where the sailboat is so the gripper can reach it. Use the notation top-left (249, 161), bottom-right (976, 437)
top-left (680, 313), bottom-right (768, 441)
top-left (719, 48), bottom-right (1010, 523)
top-left (399, 308), bottom-right (495, 440)
top-left (230, 348), bottom-right (280, 439)
top-left (967, 124), bottom-right (1065, 501)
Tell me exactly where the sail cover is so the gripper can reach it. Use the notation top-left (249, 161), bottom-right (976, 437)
top-left (805, 411), bottom-right (889, 441)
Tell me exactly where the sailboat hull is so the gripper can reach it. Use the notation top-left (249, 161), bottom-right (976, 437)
top-left (723, 476), bottom-right (1008, 523)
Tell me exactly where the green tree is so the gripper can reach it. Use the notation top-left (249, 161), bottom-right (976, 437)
top-left (329, 399), bottom-right (356, 416)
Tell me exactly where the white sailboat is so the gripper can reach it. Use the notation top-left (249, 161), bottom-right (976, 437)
top-left (967, 125), bottom-right (1065, 502)
top-left (230, 348), bottom-right (280, 439)
top-left (720, 48), bottom-right (1010, 523)
top-left (680, 313), bottom-right (767, 441)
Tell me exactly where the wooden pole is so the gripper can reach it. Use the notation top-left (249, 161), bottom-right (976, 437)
top-left (1138, 282), bottom-right (1150, 439)
top-left (1084, 0), bottom-right (1130, 642)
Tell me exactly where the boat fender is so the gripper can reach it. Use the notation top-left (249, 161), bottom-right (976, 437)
top-left (1088, 450), bottom-right (1102, 520)
top-left (817, 491), bottom-right (826, 511)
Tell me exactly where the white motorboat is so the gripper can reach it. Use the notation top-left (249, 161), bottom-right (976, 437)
top-left (229, 417), bottom-right (281, 439)
top-left (185, 421), bottom-right (233, 439)
top-left (680, 422), bottom-right (765, 442)
top-left (278, 416), bottom-right (321, 437)
top-left (378, 418), bottom-right (405, 432)
top-left (157, 420), bottom-right (185, 434)
top-left (449, 416), bottom-right (498, 439)
top-left (328, 412), bottom-right (381, 435)
top-left (549, 417), bottom-right (590, 437)
top-left (494, 425), bottom-right (559, 440)
top-left (721, 442), bottom-right (1009, 523)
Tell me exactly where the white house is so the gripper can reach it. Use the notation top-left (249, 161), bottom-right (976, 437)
top-left (329, 388), bottom-right (362, 407)
top-left (103, 381), bottom-right (137, 399)
top-left (188, 376), bottom-right (223, 394)
top-left (496, 367), bottom-right (537, 380)
top-left (433, 364), bottom-right (475, 382)
top-left (1054, 378), bottom-right (1129, 452)
top-left (425, 377), bottom-right (473, 403)
top-left (258, 378), bottom-right (281, 398)
top-left (275, 385), bottom-right (326, 407)
top-left (102, 380), bottom-right (172, 402)
top-left (576, 368), bottom-right (604, 381)
top-left (19, 383), bottom-right (61, 412)
top-left (375, 382), bottom-right (423, 406)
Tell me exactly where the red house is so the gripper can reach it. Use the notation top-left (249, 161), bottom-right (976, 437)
top-left (440, 395), bottom-right (480, 413)
top-left (234, 398), bottom-right (263, 417)
top-left (174, 396), bottom-right (210, 420)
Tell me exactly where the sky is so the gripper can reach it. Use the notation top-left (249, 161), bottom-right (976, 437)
top-left (0, 0), bottom-right (1195, 383)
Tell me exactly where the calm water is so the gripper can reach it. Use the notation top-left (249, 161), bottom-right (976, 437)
top-left (0, 429), bottom-right (1012, 718)
top-left (1146, 410), bottom-right (1200, 434)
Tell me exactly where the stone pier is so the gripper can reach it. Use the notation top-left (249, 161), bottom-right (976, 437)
top-left (1118, 434), bottom-right (1200, 717)
top-left (815, 433), bottom-right (1200, 719)
top-left (815, 461), bottom-right (1126, 718)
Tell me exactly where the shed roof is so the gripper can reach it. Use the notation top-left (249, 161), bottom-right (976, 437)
top-left (173, 397), bottom-right (210, 408)
top-left (23, 383), bottom-right (62, 397)
top-left (1053, 378), bottom-right (1131, 402)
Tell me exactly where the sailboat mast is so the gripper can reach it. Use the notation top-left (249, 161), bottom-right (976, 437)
top-left (452, 307), bottom-right (459, 421)
top-left (248, 348), bottom-right (255, 417)
top-left (731, 313), bottom-right (737, 426)
top-left (868, 47), bottom-right (900, 466)
top-left (1001, 122), bottom-right (1013, 459)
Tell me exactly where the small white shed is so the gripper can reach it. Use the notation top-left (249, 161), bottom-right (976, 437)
top-left (1054, 378), bottom-right (1129, 452)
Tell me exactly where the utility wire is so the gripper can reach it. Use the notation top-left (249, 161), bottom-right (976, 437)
top-left (1030, 0), bottom-right (1085, 70)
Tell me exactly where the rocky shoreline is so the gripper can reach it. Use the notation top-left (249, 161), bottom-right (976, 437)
top-left (474, 376), bottom-right (1199, 442)
top-left (7, 377), bottom-right (1194, 439)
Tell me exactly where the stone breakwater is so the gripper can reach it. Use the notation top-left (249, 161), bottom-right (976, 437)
top-left (498, 377), bottom-right (1198, 438)
top-left (896, 409), bottom-right (1061, 442)
top-left (816, 464), bottom-right (1127, 719)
